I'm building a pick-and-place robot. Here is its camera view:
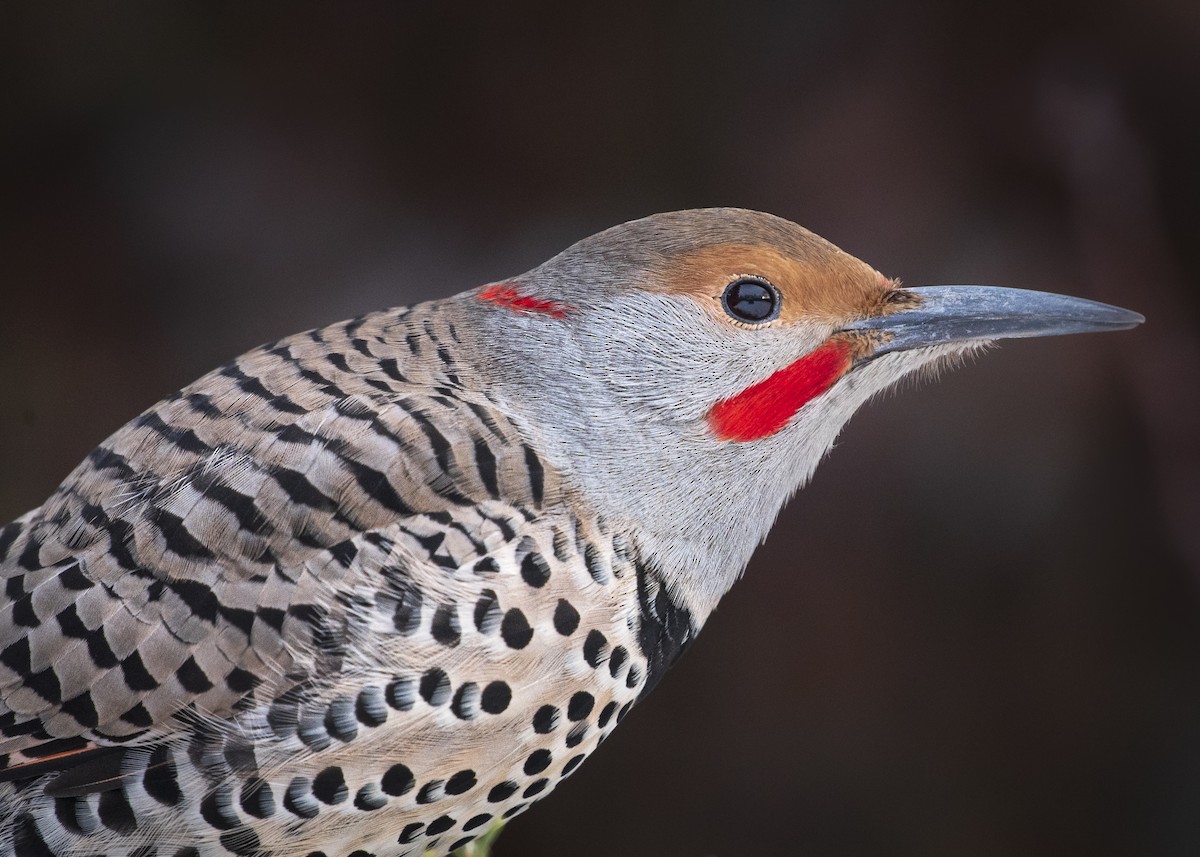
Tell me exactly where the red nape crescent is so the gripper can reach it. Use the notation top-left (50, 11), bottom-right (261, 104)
top-left (478, 283), bottom-right (573, 318)
top-left (707, 339), bottom-right (855, 442)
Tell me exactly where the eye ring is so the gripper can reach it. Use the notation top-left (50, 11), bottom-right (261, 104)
top-left (721, 277), bottom-right (780, 323)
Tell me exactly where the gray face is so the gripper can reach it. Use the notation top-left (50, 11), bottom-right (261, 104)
top-left (464, 208), bottom-right (1143, 622)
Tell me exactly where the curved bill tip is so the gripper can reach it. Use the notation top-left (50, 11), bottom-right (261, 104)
top-left (841, 286), bottom-right (1144, 357)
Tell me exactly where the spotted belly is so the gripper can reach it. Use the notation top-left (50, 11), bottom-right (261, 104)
top-left (6, 510), bottom-right (661, 857)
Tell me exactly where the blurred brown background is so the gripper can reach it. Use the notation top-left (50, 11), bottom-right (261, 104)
top-left (2, 3), bottom-right (1199, 855)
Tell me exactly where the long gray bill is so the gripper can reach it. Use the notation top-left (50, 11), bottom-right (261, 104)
top-left (841, 286), bottom-right (1145, 357)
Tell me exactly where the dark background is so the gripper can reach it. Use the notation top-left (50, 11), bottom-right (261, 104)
top-left (2, 3), bottom-right (1199, 855)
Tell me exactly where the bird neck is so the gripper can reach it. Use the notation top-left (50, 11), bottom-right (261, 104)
top-left (457, 300), bottom-right (837, 624)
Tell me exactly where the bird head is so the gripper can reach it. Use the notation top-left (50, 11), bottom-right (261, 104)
top-left (467, 208), bottom-right (1142, 621)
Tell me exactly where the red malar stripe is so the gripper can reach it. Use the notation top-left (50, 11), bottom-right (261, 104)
top-left (478, 284), bottom-right (572, 319)
top-left (707, 339), bottom-right (854, 442)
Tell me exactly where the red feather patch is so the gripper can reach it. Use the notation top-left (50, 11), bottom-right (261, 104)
top-left (478, 284), bottom-right (572, 318)
top-left (707, 339), bottom-right (854, 442)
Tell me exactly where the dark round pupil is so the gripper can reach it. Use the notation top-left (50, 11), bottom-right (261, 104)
top-left (724, 279), bottom-right (776, 321)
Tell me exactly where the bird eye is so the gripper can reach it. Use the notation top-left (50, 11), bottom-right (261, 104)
top-left (721, 277), bottom-right (780, 323)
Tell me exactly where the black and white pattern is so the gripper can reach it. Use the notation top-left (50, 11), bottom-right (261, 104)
top-left (0, 299), bottom-right (689, 857)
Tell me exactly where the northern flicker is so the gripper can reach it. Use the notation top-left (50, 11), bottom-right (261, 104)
top-left (0, 209), bottom-right (1142, 857)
